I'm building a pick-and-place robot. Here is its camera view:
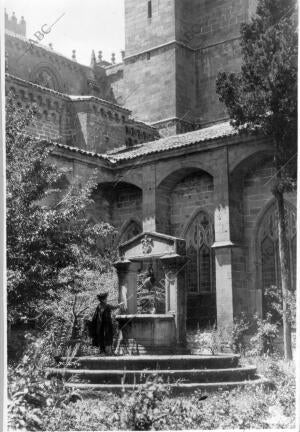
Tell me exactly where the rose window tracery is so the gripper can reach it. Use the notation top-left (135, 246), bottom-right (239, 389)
top-left (33, 68), bottom-right (60, 91)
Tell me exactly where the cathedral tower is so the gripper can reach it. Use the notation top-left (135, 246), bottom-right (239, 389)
top-left (123, 0), bottom-right (254, 134)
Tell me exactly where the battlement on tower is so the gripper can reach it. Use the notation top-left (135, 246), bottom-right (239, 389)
top-left (5, 11), bottom-right (26, 37)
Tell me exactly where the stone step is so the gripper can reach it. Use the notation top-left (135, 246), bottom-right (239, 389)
top-left (56, 354), bottom-right (240, 370)
top-left (63, 376), bottom-right (269, 395)
top-left (46, 365), bottom-right (257, 384)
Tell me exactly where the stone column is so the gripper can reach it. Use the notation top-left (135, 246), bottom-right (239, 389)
top-left (212, 147), bottom-right (235, 330)
top-left (142, 165), bottom-right (156, 232)
top-left (114, 260), bottom-right (140, 314)
top-left (160, 255), bottom-right (187, 347)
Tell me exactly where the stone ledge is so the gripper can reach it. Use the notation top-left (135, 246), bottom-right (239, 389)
top-left (211, 240), bottom-right (239, 249)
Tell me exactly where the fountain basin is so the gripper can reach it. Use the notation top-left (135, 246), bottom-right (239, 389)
top-left (116, 314), bottom-right (177, 354)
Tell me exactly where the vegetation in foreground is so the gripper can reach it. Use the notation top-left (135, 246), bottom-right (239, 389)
top-left (8, 324), bottom-right (296, 431)
top-left (43, 361), bottom-right (294, 431)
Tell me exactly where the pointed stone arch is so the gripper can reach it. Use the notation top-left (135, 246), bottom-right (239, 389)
top-left (119, 218), bottom-right (142, 244)
top-left (183, 209), bottom-right (215, 294)
top-left (255, 199), bottom-right (296, 315)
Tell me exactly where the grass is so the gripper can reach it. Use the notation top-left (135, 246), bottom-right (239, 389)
top-left (39, 355), bottom-right (295, 431)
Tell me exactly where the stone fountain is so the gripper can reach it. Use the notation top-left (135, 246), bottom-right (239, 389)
top-left (49, 234), bottom-right (268, 392)
top-left (114, 232), bottom-right (189, 354)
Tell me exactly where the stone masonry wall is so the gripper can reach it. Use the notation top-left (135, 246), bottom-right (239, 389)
top-left (110, 183), bottom-right (143, 231)
top-left (6, 75), bottom-right (70, 143)
top-left (70, 100), bottom-right (128, 153)
top-left (106, 63), bottom-right (125, 106)
top-left (125, 120), bottom-right (160, 146)
top-left (170, 172), bottom-right (214, 237)
top-left (177, 0), bottom-right (249, 48)
top-left (124, 46), bottom-right (176, 123)
top-left (194, 38), bottom-right (242, 125)
top-left (122, 0), bottom-right (251, 127)
top-left (6, 74), bottom-right (158, 153)
top-left (125, 0), bottom-right (175, 56)
top-left (232, 158), bottom-right (296, 316)
top-left (83, 182), bottom-right (143, 235)
top-left (177, 0), bottom-right (250, 125)
top-left (175, 45), bottom-right (196, 123)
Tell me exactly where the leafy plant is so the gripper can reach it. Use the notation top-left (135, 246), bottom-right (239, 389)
top-left (119, 376), bottom-right (169, 430)
top-left (249, 313), bottom-right (279, 355)
top-left (187, 326), bottom-right (231, 355)
top-left (27, 355), bottom-right (295, 430)
top-left (230, 312), bottom-right (252, 354)
top-left (264, 284), bottom-right (296, 328)
top-left (136, 270), bottom-right (165, 314)
top-left (6, 94), bottom-right (117, 329)
top-left (7, 332), bottom-right (75, 431)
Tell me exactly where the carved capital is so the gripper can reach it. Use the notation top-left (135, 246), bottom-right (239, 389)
top-left (113, 259), bottom-right (132, 272)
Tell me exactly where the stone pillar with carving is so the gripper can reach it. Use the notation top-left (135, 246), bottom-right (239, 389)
top-left (160, 255), bottom-right (188, 348)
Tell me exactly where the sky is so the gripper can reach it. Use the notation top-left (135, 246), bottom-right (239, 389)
top-left (5, 0), bottom-right (125, 66)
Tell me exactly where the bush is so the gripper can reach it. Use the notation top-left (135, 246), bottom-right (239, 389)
top-left (136, 269), bottom-right (165, 314)
top-left (230, 312), bottom-right (252, 354)
top-left (34, 356), bottom-right (295, 430)
top-left (7, 332), bottom-right (75, 431)
top-left (119, 376), bottom-right (169, 430)
top-left (33, 269), bottom-right (119, 359)
top-left (187, 326), bottom-right (231, 355)
top-left (249, 313), bottom-right (279, 355)
top-left (264, 284), bottom-right (296, 328)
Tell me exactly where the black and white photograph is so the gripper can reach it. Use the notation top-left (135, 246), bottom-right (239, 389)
top-left (1, 0), bottom-right (299, 430)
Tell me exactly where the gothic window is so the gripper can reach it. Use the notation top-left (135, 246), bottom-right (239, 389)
top-left (120, 220), bottom-right (142, 243)
top-left (258, 201), bottom-right (296, 292)
top-left (185, 211), bottom-right (215, 293)
top-left (261, 237), bottom-right (276, 289)
top-left (186, 244), bottom-right (197, 292)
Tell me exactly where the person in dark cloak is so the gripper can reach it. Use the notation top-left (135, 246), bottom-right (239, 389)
top-left (90, 292), bottom-right (124, 355)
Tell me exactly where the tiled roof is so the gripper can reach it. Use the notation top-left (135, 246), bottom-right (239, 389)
top-left (26, 122), bottom-right (238, 166)
top-left (107, 122), bottom-right (237, 162)
top-left (54, 143), bottom-right (114, 162)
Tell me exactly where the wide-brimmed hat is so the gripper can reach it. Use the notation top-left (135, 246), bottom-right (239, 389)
top-left (97, 292), bottom-right (108, 301)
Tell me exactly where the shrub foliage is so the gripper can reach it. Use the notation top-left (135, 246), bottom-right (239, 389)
top-left (6, 94), bottom-right (117, 325)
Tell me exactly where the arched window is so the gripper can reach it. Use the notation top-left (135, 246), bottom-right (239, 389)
top-left (120, 220), bottom-right (142, 243)
top-left (258, 201), bottom-right (296, 294)
top-left (185, 211), bottom-right (215, 293)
